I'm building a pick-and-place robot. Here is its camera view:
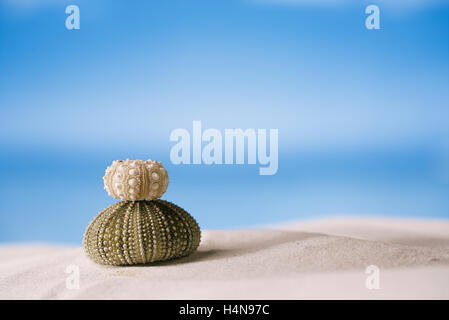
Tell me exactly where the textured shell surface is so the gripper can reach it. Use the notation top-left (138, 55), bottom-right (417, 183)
top-left (83, 200), bottom-right (201, 266)
top-left (103, 159), bottom-right (169, 201)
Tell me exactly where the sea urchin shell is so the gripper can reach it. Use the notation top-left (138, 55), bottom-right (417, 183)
top-left (103, 159), bottom-right (169, 201)
top-left (83, 200), bottom-right (201, 265)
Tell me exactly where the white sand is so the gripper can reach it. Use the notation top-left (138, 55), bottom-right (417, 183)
top-left (1, 218), bottom-right (449, 299)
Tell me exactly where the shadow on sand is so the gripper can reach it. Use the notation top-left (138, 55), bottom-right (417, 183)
top-left (142, 229), bottom-right (327, 267)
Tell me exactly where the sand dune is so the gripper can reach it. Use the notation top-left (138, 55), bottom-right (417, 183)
top-left (1, 218), bottom-right (448, 299)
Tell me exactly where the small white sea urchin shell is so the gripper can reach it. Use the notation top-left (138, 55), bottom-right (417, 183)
top-left (103, 159), bottom-right (169, 201)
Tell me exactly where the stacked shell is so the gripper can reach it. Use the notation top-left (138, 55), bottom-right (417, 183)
top-left (103, 159), bottom-right (169, 201)
top-left (83, 159), bottom-right (201, 266)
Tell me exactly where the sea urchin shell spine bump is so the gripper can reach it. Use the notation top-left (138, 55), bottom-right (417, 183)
top-left (83, 200), bottom-right (201, 266)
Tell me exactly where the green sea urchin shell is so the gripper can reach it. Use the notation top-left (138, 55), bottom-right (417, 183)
top-left (83, 200), bottom-right (201, 266)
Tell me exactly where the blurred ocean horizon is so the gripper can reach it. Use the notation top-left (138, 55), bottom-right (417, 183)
top-left (1, 140), bottom-right (448, 244)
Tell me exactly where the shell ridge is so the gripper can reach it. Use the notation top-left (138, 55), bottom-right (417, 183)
top-left (101, 208), bottom-right (118, 265)
top-left (95, 205), bottom-right (112, 264)
top-left (150, 201), bottom-right (166, 261)
top-left (142, 166), bottom-right (149, 201)
top-left (139, 202), bottom-right (151, 263)
top-left (110, 209), bottom-right (124, 265)
top-left (157, 203), bottom-right (172, 260)
top-left (145, 202), bottom-right (157, 262)
top-left (109, 201), bottom-right (129, 265)
top-left (122, 201), bottom-right (135, 265)
top-left (135, 201), bottom-right (146, 264)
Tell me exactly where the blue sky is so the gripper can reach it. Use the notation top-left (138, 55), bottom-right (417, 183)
top-left (0, 0), bottom-right (448, 243)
